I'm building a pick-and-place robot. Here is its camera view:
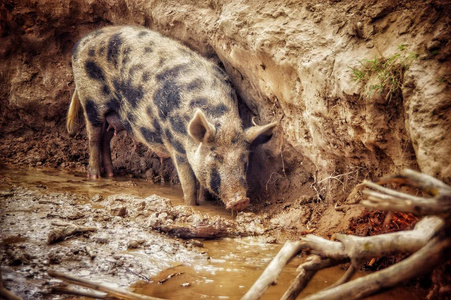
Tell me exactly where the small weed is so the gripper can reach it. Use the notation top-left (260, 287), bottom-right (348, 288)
top-left (351, 45), bottom-right (417, 102)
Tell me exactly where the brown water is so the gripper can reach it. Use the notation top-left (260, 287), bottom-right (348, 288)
top-left (0, 164), bottom-right (426, 299)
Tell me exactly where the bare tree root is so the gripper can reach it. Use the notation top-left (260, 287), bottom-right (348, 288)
top-left (241, 241), bottom-right (303, 300)
top-left (243, 169), bottom-right (451, 300)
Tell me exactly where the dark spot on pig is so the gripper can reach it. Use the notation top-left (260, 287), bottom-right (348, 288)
top-left (85, 61), bottom-right (105, 81)
top-left (107, 33), bottom-right (123, 67)
top-left (187, 79), bottom-right (204, 91)
top-left (176, 155), bottom-right (186, 164)
top-left (88, 48), bottom-right (95, 57)
top-left (85, 99), bottom-right (102, 127)
top-left (113, 79), bottom-right (144, 108)
top-left (123, 120), bottom-right (132, 132)
top-left (140, 127), bottom-right (163, 144)
top-left (127, 113), bottom-right (135, 124)
top-left (153, 120), bottom-right (162, 134)
top-left (113, 79), bottom-right (121, 93)
top-left (158, 57), bottom-right (167, 67)
top-left (165, 129), bottom-right (185, 154)
top-left (146, 106), bottom-right (153, 117)
top-left (206, 104), bottom-right (229, 117)
top-left (153, 82), bottom-right (181, 118)
top-left (189, 97), bottom-right (208, 108)
top-left (99, 46), bottom-right (105, 56)
top-left (138, 31), bottom-right (149, 38)
top-left (144, 47), bottom-right (153, 54)
top-left (156, 64), bottom-right (190, 82)
top-left (210, 168), bottom-right (221, 195)
top-left (129, 64), bottom-right (144, 76)
top-left (169, 116), bottom-right (187, 134)
top-left (142, 71), bottom-right (150, 82)
top-left (102, 85), bottom-right (111, 96)
top-left (106, 98), bottom-right (121, 112)
top-left (122, 47), bottom-right (131, 66)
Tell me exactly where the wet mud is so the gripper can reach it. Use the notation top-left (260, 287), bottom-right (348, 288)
top-left (0, 164), bottom-right (425, 299)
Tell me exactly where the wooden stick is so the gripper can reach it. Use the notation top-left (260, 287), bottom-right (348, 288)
top-left (0, 287), bottom-right (23, 300)
top-left (241, 241), bottom-right (303, 300)
top-left (51, 286), bottom-right (108, 299)
top-left (48, 270), bottom-right (163, 300)
top-left (0, 267), bottom-right (23, 300)
top-left (281, 255), bottom-right (338, 300)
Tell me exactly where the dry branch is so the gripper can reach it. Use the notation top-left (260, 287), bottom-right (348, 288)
top-left (302, 235), bottom-right (451, 300)
top-left (48, 270), bottom-right (163, 300)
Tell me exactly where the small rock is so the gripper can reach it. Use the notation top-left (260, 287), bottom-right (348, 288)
top-left (127, 239), bottom-right (145, 249)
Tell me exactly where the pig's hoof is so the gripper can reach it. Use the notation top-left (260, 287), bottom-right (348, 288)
top-left (226, 197), bottom-right (250, 211)
top-left (87, 172), bottom-right (101, 179)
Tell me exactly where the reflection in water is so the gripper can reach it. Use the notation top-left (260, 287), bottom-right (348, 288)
top-left (133, 236), bottom-right (425, 299)
top-left (0, 164), bottom-right (426, 299)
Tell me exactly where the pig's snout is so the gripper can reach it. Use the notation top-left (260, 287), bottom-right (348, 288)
top-left (225, 193), bottom-right (250, 211)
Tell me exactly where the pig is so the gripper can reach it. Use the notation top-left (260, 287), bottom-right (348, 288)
top-left (66, 26), bottom-right (276, 211)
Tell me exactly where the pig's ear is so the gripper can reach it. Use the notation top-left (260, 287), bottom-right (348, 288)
top-left (188, 110), bottom-right (216, 143)
top-left (244, 122), bottom-right (277, 146)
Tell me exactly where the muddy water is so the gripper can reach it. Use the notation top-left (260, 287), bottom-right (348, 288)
top-left (0, 165), bottom-right (425, 299)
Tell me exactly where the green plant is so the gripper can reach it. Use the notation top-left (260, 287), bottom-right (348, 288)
top-left (351, 46), bottom-right (417, 102)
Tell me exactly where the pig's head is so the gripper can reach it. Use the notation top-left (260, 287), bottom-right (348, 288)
top-left (187, 110), bottom-right (277, 211)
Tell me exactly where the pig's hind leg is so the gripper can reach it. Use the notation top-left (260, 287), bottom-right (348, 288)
top-left (85, 122), bottom-right (103, 179)
top-left (82, 99), bottom-right (107, 179)
top-left (101, 122), bottom-right (115, 177)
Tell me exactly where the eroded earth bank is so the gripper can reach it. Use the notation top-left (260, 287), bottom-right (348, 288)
top-left (0, 0), bottom-right (450, 299)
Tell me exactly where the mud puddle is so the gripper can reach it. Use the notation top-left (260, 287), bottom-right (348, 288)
top-left (0, 165), bottom-right (424, 299)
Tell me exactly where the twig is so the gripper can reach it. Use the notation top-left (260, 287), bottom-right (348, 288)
top-left (241, 241), bottom-right (303, 300)
top-left (48, 270), bottom-right (163, 300)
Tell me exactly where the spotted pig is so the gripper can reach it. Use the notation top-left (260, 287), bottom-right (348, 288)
top-left (66, 26), bottom-right (276, 211)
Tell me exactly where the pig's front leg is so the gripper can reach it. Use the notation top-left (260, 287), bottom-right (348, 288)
top-left (173, 156), bottom-right (198, 206)
top-left (101, 123), bottom-right (115, 177)
top-left (86, 125), bottom-right (102, 179)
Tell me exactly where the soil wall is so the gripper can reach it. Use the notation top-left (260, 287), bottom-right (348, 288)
top-left (1, 0), bottom-right (450, 210)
